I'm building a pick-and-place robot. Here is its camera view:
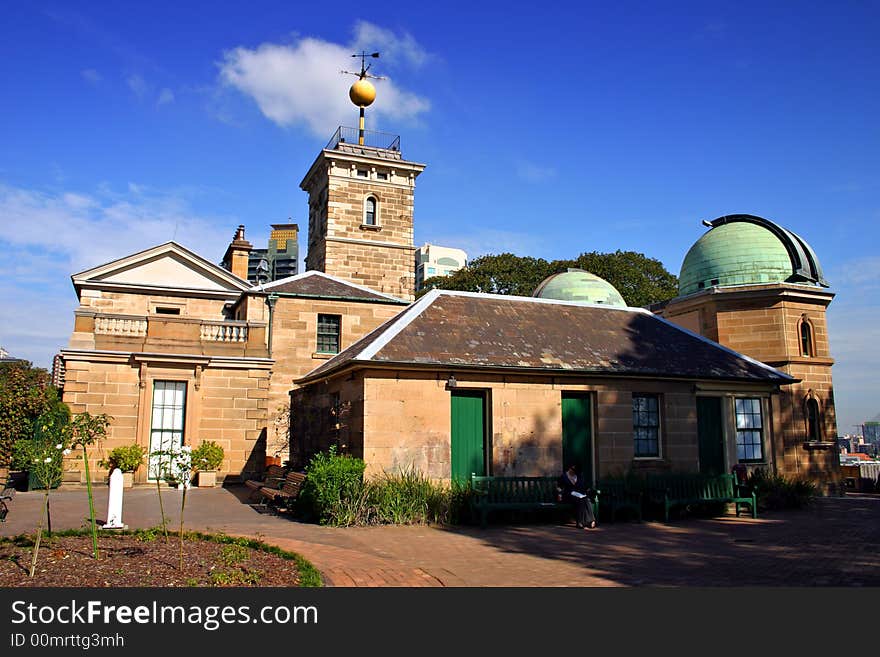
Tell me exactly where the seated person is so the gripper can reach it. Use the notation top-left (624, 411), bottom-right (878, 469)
top-left (557, 464), bottom-right (597, 529)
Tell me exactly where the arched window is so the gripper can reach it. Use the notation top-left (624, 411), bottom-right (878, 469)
top-left (799, 318), bottom-right (814, 357)
top-left (806, 398), bottom-right (821, 441)
top-left (364, 196), bottom-right (377, 226)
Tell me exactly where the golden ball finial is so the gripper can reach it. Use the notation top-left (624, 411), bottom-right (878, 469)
top-left (349, 78), bottom-right (376, 107)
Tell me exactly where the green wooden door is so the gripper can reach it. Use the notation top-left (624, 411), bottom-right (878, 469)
top-left (451, 390), bottom-right (486, 482)
top-left (562, 393), bottom-right (593, 485)
top-left (697, 396), bottom-right (725, 476)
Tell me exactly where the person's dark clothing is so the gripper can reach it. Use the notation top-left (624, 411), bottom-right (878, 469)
top-left (557, 471), bottom-right (596, 528)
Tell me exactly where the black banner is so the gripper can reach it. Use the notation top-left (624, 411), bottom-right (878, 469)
top-left (0, 587), bottom-right (869, 652)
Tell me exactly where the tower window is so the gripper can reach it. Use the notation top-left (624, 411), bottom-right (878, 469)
top-left (376, 172), bottom-right (388, 180)
top-left (807, 398), bottom-right (822, 442)
top-left (356, 169), bottom-right (368, 178)
top-left (364, 197), bottom-right (377, 226)
top-left (800, 319), bottom-right (814, 357)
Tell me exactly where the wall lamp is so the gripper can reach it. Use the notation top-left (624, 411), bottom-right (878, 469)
top-left (445, 375), bottom-right (457, 390)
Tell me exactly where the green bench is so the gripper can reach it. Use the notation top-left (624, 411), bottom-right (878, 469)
top-left (646, 473), bottom-right (757, 522)
top-left (470, 474), bottom-right (600, 528)
top-left (596, 479), bottom-right (643, 522)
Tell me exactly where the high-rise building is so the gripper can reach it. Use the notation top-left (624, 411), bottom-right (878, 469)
top-left (415, 243), bottom-right (468, 290)
top-left (248, 223), bottom-right (300, 283)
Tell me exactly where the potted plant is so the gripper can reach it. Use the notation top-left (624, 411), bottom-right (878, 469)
top-left (99, 444), bottom-right (146, 488)
top-left (192, 440), bottom-right (224, 487)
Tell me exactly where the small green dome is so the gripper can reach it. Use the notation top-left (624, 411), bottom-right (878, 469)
top-left (533, 269), bottom-right (626, 307)
top-left (678, 215), bottom-right (829, 296)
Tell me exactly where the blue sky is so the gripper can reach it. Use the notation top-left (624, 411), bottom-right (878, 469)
top-left (1, 1), bottom-right (878, 433)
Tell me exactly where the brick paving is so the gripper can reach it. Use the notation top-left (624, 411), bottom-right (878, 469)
top-left (2, 485), bottom-right (878, 587)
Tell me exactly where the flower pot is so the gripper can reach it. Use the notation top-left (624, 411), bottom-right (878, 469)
top-left (122, 471), bottom-right (134, 489)
top-left (61, 469), bottom-right (82, 484)
top-left (197, 470), bottom-right (217, 488)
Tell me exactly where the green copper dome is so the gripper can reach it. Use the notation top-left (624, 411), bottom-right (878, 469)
top-left (678, 215), bottom-right (829, 297)
top-left (533, 269), bottom-right (626, 307)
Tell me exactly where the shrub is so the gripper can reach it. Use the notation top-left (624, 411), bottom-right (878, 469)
top-left (368, 468), bottom-right (472, 526)
top-left (192, 441), bottom-right (224, 471)
top-left (749, 469), bottom-right (816, 510)
top-left (100, 444), bottom-right (146, 473)
top-left (299, 446), bottom-right (366, 524)
top-left (302, 460), bottom-right (473, 527)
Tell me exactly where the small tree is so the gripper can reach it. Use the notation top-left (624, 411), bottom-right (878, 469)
top-left (69, 412), bottom-right (111, 560)
top-left (11, 406), bottom-right (70, 577)
top-left (150, 445), bottom-right (196, 570)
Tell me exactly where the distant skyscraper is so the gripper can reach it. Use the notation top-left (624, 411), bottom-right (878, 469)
top-left (415, 243), bottom-right (468, 291)
top-left (248, 223), bottom-right (300, 283)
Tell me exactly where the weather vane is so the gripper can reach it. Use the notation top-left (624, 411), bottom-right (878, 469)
top-left (341, 51), bottom-right (384, 145)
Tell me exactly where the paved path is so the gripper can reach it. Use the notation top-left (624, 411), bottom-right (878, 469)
top-left (3, 485), bottom-right (878, 586)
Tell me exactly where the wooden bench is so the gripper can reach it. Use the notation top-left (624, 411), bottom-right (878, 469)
top-left (646, 473), bottom-right (757, 522)
top-left (470, 474), bottom-right (600, 528)
top-left (258, 471), bottom-right (307, 511)
top-left (0, 487), bottom-right (14, 523)
top-left (244, 464), bottom-right (288, 497)
top-left (596, 479), bottom-right (643, 522)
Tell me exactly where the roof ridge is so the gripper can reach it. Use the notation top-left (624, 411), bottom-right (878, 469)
top-left (642, 308), bottom-right (794, 380)
top-left (258, 270), bottom-right (407, 302)
top-left (430, 288), bottom-right (641, 312)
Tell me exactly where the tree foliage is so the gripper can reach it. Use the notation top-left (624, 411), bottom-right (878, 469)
top-left (0, 362), bottom-right (60, 467)
top-left (418, 250), bottom-right (679, 307)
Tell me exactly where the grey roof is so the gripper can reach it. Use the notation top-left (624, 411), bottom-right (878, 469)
top-left (256, 271), bottom-right (408, 304)
top-left (297, 290), bottom-right (794, 385)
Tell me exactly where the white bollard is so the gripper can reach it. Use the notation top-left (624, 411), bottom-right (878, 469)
top-left (102, 468), bottom-right (127, 529)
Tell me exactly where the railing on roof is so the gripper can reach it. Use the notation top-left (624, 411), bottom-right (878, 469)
top-left (326, 126), bottom-right (401, 152)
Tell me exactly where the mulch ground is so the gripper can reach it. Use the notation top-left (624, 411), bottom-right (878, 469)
top-left (0, 533), bottom-right (304, 587)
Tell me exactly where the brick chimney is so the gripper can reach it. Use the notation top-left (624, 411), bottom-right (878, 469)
top-left (222, 225), bottom-right (253, 281)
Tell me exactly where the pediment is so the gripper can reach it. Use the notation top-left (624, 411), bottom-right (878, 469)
top-left (73, 242), bottom-right (251, 294)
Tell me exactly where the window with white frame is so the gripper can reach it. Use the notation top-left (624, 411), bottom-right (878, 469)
top-left (364, 196), bottom-right (377, 226)
top-left (735, 398), bottom-right (764, 462)
top-left (632, 394), bottom-right (660, 458)
top-left (148, 381), bottom-right (187, 480)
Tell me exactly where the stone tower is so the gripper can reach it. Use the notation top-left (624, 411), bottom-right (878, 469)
top-left (659, 214), bottom-right (839, 488)
top-left (299, 131), bottom-right (425, 301)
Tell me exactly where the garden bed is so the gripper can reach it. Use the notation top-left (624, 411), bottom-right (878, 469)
top-left (0, 530), bottom-right (321, 587)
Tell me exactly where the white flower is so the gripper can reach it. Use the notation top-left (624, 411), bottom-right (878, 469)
top-left (55, 444), bottom-right (63, 450)
top-left (63, 449), bottom-right (71, 456)
top-left (44, 457), bottom-right (52, 463)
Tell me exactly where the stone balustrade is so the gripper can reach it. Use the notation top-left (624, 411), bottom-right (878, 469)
top-left (94, 315), bottom-right (148, 337)
top-left (200, 321), bottom-right (249, 343)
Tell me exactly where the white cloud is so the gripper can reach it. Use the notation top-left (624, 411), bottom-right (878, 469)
top-left (0, 183), bottom-right (234, 277)
top-left (218, 22), bottom-right (430, 135)
top-left (157, 88), bottom-right (175, 106)
top-left (81, 68), bottom-right (102, 84)
top-left (351, 21), bottom-right (429, 69)
top-left (833, 256), bottom-right (880, 288)
top-left (0, 182), bottom-right (239, 368)
top-left (515, 160), bottom-right (557, 183)
top-left (127, 74), bottom-right (148, 99)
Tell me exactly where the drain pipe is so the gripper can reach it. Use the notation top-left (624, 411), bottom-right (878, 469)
top-left (265, 293), bottom-right (278, 356)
